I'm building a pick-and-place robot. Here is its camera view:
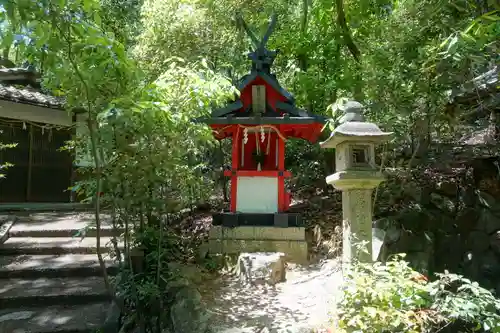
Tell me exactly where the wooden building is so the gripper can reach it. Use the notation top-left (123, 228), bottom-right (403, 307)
top-left (0, 68), bottom-right (81, 203)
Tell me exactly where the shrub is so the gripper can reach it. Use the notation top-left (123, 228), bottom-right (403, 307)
top-left (337, 254), bottom-right (500, 333)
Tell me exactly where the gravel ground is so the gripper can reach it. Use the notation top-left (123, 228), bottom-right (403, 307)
top-left (201, 258), bottom-right (343, 333)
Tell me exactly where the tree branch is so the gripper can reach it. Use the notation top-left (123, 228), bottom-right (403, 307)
top-left (50, 7), bottom-right (117, 306)
top-left (333, 0), bottom-right (361, 62)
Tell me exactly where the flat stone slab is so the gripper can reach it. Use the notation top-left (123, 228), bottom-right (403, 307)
top-left (0, 276), bottom-right (107, 300)
top-left (0, 236), bottom-right (123, 255)
top-left (0, 302), bottom-right (108, 333)
top-left (0, 254), bottom-right (118, 278)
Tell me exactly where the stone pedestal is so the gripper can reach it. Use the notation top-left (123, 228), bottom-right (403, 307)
top-left (341, 190), bottom-right (373, 263)
top-left (207, 226), bottom-right (308, 263)
top-left (327, 171), bottom-right (384, 265)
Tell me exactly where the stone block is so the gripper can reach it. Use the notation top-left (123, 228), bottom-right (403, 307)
top-left (434, 234), bottom-right (462, 273)
top-left (212, 212), bottom-right (304, 227)
top-left (208, 239), bottom-right (308, 263)
top-left (480, 250), bottom-right (500, 280)
top-left (170, 286), bottom-right (211, 333)
top-left (476, 208), bottom-right (500, 234)
top-left (467, 230), bottom-right (490, 253)
top-left (490, 231), bottom-right (500, 255)
top-left (390, 231), bottom-right (432, 253)
top-left (406, 250), bottom-right (433, 276)
top-left (208, 226), bottom-right (306, 241)
top-left (237, 252), bottom-right (286, 285)
top-left (436, 180), bottom-right (458, 196)
top-left (456, 208), bottom-right (479, 233)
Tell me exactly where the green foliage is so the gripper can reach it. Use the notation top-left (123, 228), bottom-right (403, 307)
top-left (338, 255), bottom-right (434, 333)
top-left (113, 225), bottom-right (178, 306)
top-left (129, 0), bottom-right (499, 180)
top-left (1, 1), bottom-right (235, 331)
top-left (429, 273), bottom-right (500, 332)
top-left (1, 0), bottom-right (139, 112)
top-left (1, 0), bottom-right (499, 329)
top-left (1, 0), bottom-right (235, 208)
top-left (338, 254), bottom-right (500, 333)
top-left (99, 0), bottom-right (143, 46)
top-left (90, 60), bottom-right (235, 208)
top-left (3, 0), bottom-right (496, 184)
top-left (0, 139), bottom-right (16, 179)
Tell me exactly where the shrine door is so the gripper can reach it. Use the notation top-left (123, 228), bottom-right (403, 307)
top-left (0, 121), bottom-right (73, 202)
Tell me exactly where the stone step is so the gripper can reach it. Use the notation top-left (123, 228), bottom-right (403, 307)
top-left (0, 237), bottom-right (123, 255)
top-left (0, 277), bottom-right (109, 308)
top-left (0, 302), bottom-right (108, 333)
top-left (9, 227), bottom-right (121, 238)
top-left (0, 254), bottom-right (119, 279)
top-left (8, 212), bottom-right (121, 238)
top-left (0, 202), bottom-right (92, 212)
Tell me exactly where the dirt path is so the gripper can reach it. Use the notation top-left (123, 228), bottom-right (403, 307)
top-left (201, 258), bottom-right (342, 332)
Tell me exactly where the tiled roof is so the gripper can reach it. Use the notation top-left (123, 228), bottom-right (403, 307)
top-left (0, 84), bottom-right (64, 109)
top-left (0, 67), bottom-right (39, 81)
top-left (450, 66), bottom-right (499, 103)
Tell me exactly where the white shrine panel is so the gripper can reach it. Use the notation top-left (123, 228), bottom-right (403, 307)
top-left (236, 176), bottom-right (278, 213)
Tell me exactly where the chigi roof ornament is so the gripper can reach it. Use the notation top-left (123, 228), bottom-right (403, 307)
top-left (236, 12), bottom-right (278, 73)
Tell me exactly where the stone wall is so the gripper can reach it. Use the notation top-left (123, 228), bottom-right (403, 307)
top-left (376, 158), bottom-right (500, 294)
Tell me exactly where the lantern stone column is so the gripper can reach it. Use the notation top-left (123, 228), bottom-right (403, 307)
top-left (320, 101), bottom-right (392, 265)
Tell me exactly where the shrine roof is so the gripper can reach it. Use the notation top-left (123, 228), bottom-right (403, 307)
top-left (0, 67), bottom-right (64, 109)
top-left (238, 71), bottom-right (294, 102)
top-left (196, 97), bottom-right (326, 125)
top-left (0, 83), bottom-right (64, 109)
top-left (193, 14), bottom-right (326, 128)
top-left (194, 114), bottom-right (326, 125)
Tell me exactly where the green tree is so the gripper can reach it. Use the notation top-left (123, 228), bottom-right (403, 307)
top-left (1, 1), bottom-right (235, 330)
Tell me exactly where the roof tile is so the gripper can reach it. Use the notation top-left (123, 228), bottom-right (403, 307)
top-left (0, 84), bottom-right (64, 109)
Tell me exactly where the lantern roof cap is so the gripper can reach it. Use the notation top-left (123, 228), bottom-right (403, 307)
top-left (320, 100), bottom-right (392, 148)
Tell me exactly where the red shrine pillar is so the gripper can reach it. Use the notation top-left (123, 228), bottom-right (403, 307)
top-left (277, 134), bottom-right (286, 211)
top-left (230, 126), bottom-right (240, 212)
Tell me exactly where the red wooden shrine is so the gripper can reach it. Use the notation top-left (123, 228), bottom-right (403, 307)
top-left (195, 15), bottom-right (325, 227)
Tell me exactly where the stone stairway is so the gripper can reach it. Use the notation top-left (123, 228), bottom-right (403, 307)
top-left (0, 211), bottom-right (120, 333)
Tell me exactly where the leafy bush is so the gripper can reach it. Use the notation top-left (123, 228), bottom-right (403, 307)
top-left (337, 254), bottom-right (500, 333)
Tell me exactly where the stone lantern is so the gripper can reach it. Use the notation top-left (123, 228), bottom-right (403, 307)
top-left (320, 101), bottom-right (392, 265)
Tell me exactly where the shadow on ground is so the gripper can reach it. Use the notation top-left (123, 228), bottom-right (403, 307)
top-left (200, 259), bottom-right (342, 332)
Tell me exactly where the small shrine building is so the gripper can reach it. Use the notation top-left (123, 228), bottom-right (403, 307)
top-left (195, 15), bottom-right (326, 260)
